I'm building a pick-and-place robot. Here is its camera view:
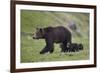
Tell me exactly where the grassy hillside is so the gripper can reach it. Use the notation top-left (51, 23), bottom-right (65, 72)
top-left (20, 10), bottom-right (89, 63)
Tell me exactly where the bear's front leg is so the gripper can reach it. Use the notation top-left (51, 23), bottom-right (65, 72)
top-left (40, 46), bottom-right (50, 54)
top-left (40, 38), bottom-right (54, 54)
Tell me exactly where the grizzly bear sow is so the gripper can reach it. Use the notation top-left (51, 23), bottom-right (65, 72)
top-left (33, 26), bottom-right (72, 54)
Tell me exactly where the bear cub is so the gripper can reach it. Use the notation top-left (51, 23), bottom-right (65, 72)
top-left (33, 26), bottom-right (72, 54)
top-left (66, 43), bottom-right (83, 52)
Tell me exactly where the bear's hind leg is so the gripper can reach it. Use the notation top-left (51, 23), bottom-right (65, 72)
top-left (60, 43), bottom-right (67, 53)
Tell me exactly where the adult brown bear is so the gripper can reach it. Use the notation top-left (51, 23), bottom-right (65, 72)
top-left (33, 26), bottom-right (72, 54)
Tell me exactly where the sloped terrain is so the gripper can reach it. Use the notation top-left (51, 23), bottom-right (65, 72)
top-left (20, 10), bottom-right (89, 63)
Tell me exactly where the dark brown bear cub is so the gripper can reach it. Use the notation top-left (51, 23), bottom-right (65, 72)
top-left (66, 43), bottom-right (83, 52)
top-left (33, 26), bottom-right (72, 54)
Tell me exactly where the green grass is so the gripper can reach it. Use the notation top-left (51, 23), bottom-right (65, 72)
top-left (20, 10), bottom-right (89, 63)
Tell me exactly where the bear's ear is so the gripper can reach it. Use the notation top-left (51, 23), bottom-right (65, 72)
top-left (39, 28), bottom-right (45, 35)
top-left (36, 27), bottom-right (39, 30)
top-left (36, 27), bottom-right (42, 30)
top-left (36, 27), bottom-right (44, 34)
top-left (36, 28), bottom-right (41, 31)
top-left (40, 28), bottom-right (44, 32)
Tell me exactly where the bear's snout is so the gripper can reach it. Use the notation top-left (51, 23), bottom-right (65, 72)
top-left (33, 36), bottom-right (36, 39)
top-left (32, 33), bottom-right (36, 39)
top-left (32, 33), bottom-right (38, 39)
top-left (33, 36), bottom-right (39, 39)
